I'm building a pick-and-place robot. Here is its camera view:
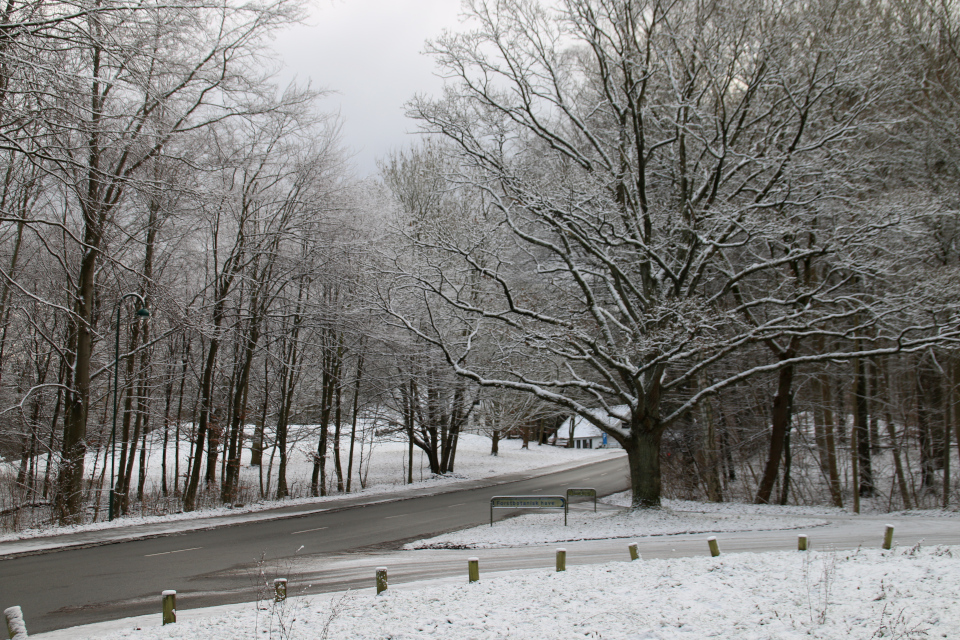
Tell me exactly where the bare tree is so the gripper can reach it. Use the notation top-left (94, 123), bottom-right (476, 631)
top-left (387, 0), bottom-right (959, 507)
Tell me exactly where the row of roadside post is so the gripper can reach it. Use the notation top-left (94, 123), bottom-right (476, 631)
top-left (374, 523), bottom-right (901, 594)
top-left (2, 520), bottom-right (901, 636)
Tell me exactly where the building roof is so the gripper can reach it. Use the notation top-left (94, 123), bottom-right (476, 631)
top-left (556, 406), bottom-right (629, 439)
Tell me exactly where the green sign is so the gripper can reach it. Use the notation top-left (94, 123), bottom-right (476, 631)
top-left (566, 487), bottom-right (598, 512)
top-left (490, 495), bottom-right (567, 526)
top-left (491, 496), bottom-right (565, 509)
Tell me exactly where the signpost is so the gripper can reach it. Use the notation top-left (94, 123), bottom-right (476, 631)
top-left (490, 495), bottom-right (567, 526)
top-left (566, 487), bottom-right (597, 513)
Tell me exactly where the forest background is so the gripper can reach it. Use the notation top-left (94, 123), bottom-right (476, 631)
top-left (0, 0), bottom-right (958, 529)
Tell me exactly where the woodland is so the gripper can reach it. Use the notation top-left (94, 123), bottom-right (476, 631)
top-left (0, 0), bottom-right (958, 529)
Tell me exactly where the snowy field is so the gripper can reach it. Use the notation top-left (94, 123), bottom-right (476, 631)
top-left (45, 544), bottom-right (959, 639)
top-left (1, 434), bottom-right (620, 541)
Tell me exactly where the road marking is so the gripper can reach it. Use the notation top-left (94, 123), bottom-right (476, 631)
top-left (531, 489), bottom-right (543, 492)
top-left (145, 547), bottom-right (202, 558)
top-left (447, 503), bottom-right (466, 508)
top-left (385, 514), bottom-right (409, 519)
top-left (291, 527), bottom-right (328, 535)
top-left (600, 473), bottom-right (608, 476)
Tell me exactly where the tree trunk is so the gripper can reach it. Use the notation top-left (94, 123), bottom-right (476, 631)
top-left (345, 347), bottom-right (364, 493)
top-left (276, 328), bottom-right (300, 500)
top-left (851, 410), bottom-right (860, 514)
top-left (310, 346), bottom-right (335, 497)
top-left (868, 359), bottom-right (881, 456)
top-left (222, 315), bottom-right (260, 504)
top-left (333, 363), bottom-right (344, 493)
top-left (251, 353), bottom-right (269, 468)
top-left (183, 328), bottom-right (221, 512)
top-left (55, 223), bottom-right (101, 524)
top-left (699, 381), bottom-right (722, 503)
top-left (755, 360), bottom-right (795, 504)
top-left (854, 354), bottom-right (874, 497)
top-left (779, 423), bottom-right (792, 505)
top-left (822, 372), bottom-right (843, 508)
top-left (161, 352), bottom-right (175, 498)
top-left (137, 423), bottom-right (148, 503)
top-left (943, 360), bottom-right (952, 509)
top-left (173, 342), bottom-right (189, 497)
top-left (916, 367), bottom-right (937, 490)
top-left (624, 424), bottom-right (662, 509)
top-left (406, 380), bottom-right (415, 484)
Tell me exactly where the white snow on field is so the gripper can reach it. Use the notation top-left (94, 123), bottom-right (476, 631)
top-left (68, 545), bottom-right (959, 640)
top-left (407, 491), bottom-right (831, 549)
top-left (0, 435), bottom-right (620, 541)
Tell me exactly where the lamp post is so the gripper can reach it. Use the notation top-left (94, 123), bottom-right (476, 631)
top-left (108, 293), bottom-right (150, 521)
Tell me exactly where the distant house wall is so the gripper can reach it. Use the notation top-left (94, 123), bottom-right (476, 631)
top-left (570, 433), bottom-right (619, 449)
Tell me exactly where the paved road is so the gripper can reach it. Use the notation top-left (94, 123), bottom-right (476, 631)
top-left (2, 456), bottom-right (630, 633)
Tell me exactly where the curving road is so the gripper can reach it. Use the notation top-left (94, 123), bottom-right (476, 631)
top-left (2, 455), bottom-right (629, 633)
top-left (5, 454), bottom-right (958, 636)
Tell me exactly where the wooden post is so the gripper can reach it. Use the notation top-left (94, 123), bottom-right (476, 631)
top-left (798, 534), bottom-right (808, 551)
top-left (162, 590), bottom-right (176, 626)
top-left (708, 536), bottom-right (720, 557)
top-left (628, 542), bottom-right (639, 561)
top-left (4, 606), bottom-right (28, 640)
top-left (882, 524), bottom-right (894, 550)
top-left (274, 578), bottom-right (287, 602)
top-left (376, 567), bottom-right (388, 594)
top-left (468, 557), bottom-right (480, 583)
top-left (556, 548), bottom-right (567, 572)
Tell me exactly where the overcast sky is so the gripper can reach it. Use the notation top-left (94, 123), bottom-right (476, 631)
top-left (272, 0), bottom-right (467, 176)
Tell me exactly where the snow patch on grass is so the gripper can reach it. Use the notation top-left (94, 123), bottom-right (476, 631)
top-left (408, 501), bottom-right (828, 549)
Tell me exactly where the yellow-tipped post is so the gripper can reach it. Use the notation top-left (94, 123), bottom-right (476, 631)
top-left (162, 590), bottom-right (176, 626)
top-left (376, 567), bottom-right (388, 595)
top-left (798, 534), bottom-right (808, 551)
top-left (882, 524), bottom-right (895, 550)
top-left (628, 542), bottom-right (639, 561)
top-left (468, 557), bottom-right (480, 583)
top-left (556, 548), bottom-right (567, 572)
top-left (274, 578), bottom-right (287, 602)
top-left (708, 536), bottom-right (721, 557)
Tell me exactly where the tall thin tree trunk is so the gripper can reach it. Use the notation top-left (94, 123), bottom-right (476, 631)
top-left (869, 359), bottom-right (881, 456)
top-left (137, 422), bottom-right (148, 503)
top-left (854, 353), bottom-right (874, 498)
top-left (700, 382), bottom-right (722, 503)
top-left (173, 342), bottom-right (189, 497)
top-left (879, 357), bottom-right (911, 509)
top-left (916, 367), bottom-right (937, 490)
top-left (851, 405), bottom-right (860, 514)
top-left (943, 360), bottom-right (953, 509)
top-left (779, 421), bottom-right (792, 505)
top-left (346, 347), bottom-right (364, 494)
top-left (333, 344), bottom-right (345, 493)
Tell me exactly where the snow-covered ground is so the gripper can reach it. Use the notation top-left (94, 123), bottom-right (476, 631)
top-left (1, 435), bottom-right (620, 542)
top-left (26, 493), bottom-right (960, 639)
top-left (407, 491), bottom-right (833, 549)
top-left (37, 543), bottom-right (959, 639)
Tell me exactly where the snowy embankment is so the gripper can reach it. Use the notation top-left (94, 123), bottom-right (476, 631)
top-left (407, 491), bottom-right (833, 549)
top-left (71, 545), bottom-right (958, 640)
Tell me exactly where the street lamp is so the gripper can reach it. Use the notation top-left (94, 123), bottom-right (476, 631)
top-left (108, 293), bottom-right (150, 521)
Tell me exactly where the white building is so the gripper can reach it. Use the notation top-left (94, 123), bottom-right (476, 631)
top-left (555, 406), bottom-right (628, 449)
